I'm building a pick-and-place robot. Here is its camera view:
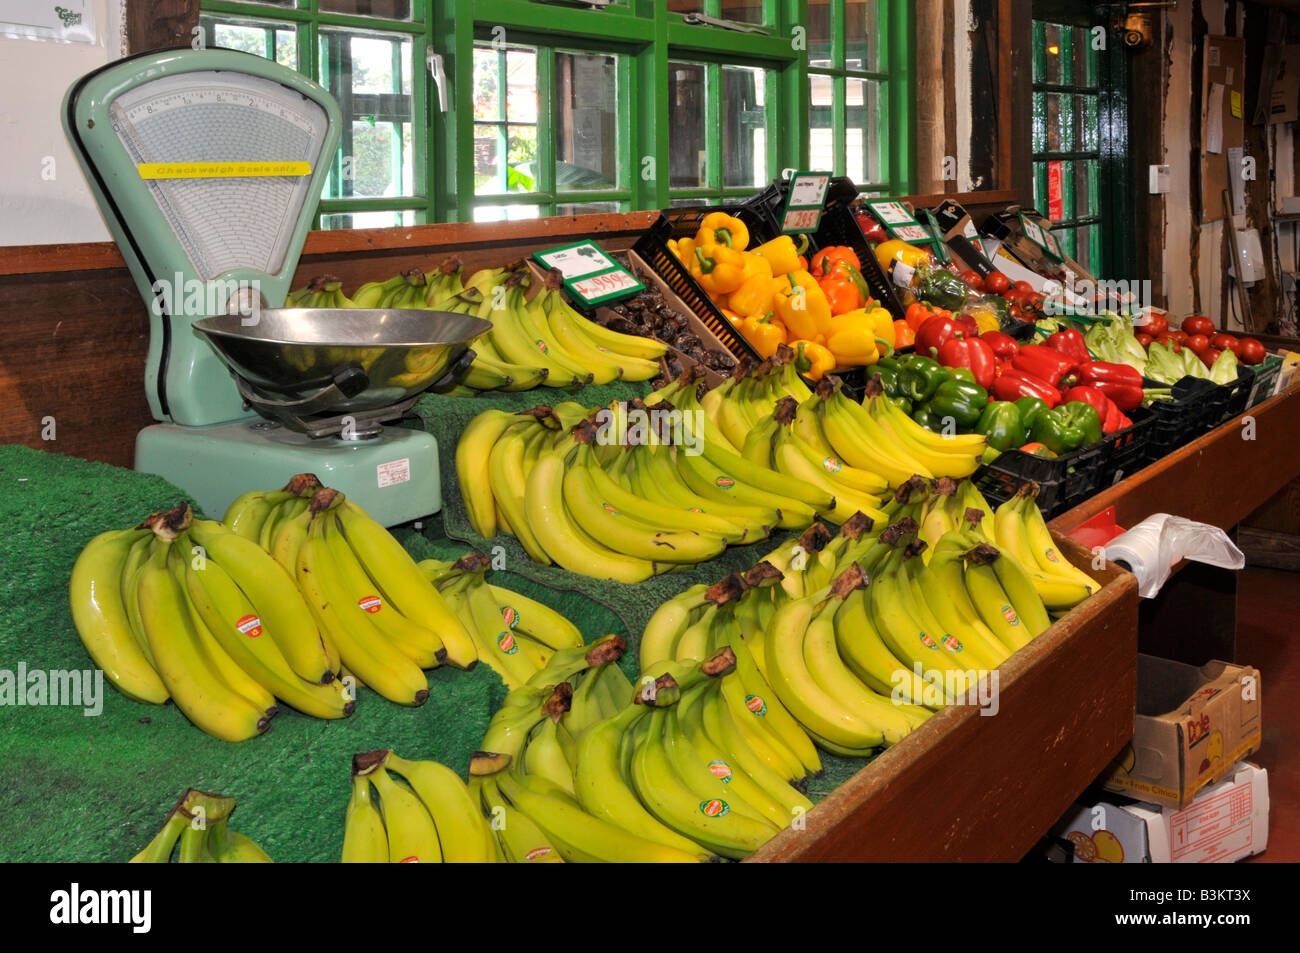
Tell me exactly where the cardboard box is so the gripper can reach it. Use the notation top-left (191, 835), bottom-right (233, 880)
top-left (1101, 654), bottom-right (1262, 809)
top-left (1051, 762), bottom-right (1269, 863)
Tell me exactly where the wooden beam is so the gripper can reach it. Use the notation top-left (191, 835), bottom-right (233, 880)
top-left (126, 0), bottom-right (200, 54)
top-left (1007, 0), bottom-right (1034, 206)
top-left (914, 0), bottom-right (948, 194)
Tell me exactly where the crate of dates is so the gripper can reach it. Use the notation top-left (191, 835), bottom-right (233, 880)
top-left (584, 250), bottom-right (743, 386)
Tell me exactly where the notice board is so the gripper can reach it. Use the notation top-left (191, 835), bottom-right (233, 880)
top-left (1201, 36), bottom-right (1245, 223)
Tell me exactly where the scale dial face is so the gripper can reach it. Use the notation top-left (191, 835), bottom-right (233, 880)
top-left (107, 70), bottom-right (330, 281)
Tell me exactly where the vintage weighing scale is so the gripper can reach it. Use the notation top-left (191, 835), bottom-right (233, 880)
top-left (62, 48), bottom-right (485, 525)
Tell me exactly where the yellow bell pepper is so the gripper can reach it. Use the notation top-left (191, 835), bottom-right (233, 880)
top-left (775, 270), bottom-right (832, 341)
top-left (729, 272), bottom-right (782, 317)
top-left (739, 312), bottom-right (788, 358)
top-left (690, 244), bottom-right (747, 296)
top-left (864, 306), bottom-right (895, 351)
top-left (750, 234), bottom-right (809, 276)
top-left (696, 211), bottom-right (750, 250)
top-left (790, 340), bottom-right (836, 381)
top-left (826, 325), bottom-right (881, 368)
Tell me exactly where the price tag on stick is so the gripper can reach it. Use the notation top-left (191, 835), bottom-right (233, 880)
top-left (533, 241), bottom-right (644, 308)
top-left (780, 171), bottom-right (832, 234)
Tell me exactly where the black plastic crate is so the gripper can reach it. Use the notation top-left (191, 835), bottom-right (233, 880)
top-left (972, 406), bottom-right (1155, 518)
top-left (1141, 377), bottom-right (1219, 465)
top-left (631, 214), bottom-right (761, 362)
top-left (1207, 365), bottom-right (1255, 426)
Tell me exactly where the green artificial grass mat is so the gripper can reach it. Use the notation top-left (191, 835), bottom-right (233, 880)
top-left (0, 409), bottom-right (874, 862)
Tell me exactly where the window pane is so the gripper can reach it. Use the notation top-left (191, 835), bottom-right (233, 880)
top-left (845, 0), bottom-right (880, 72)
top-left (203, 17), bottom-right (296, 67)
top-left (558, 201), bottom-right (623, 216)
top-left (320, 209), bottom-right (416, 229)
top-left (473, 204), bottom-right (543, 222)
top-left (555, 52), bottom-right (619, 192)
top-left (668, 62), bottom-right (707, 189)
top-left (473, 48), bottom-right (502, 121)
top-left (1041, 23), bottom-right (1065, 84)
top-left (1079, 94), bottom-right (1099, 152)
top-left (1045, 92), bottom-right (1073, 152)
top-left (318, 30), bottom-right (416, 200)
top-left (720, 1), bottom-right (764, 24)
top-left (669, 197), bottom-right (709, 208)
top-left (809, 73), bottom-right (835, 172)
top-left (507, 49), bottom-right (538, 123)
top-left (1032, 92), bottom-right (1047, 152)
top-left (318, 0), bottom-right (412, 20)
top-left (807, 0), bottom-right (832, 66)
top-left (1079, 27), bottom-right (1099, 87)
top-left (846, 78), bottom-right (882, 186)
top-left (722, 65), bottom-right (766, 188)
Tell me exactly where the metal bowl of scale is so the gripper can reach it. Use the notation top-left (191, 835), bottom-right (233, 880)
top-left (192, 308), bottom-right (490, 413)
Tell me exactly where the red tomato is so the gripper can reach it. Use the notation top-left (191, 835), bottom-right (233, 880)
top-left (1135, 332), bottom-right (1154, 348)
top-left (985, 272), bottom-right (1010, 295)
top-left (1138, 313), bottom-right (1168, 338)
top-left (1186, 333), bottom-right (1210, 353)
top-left (1238, 337), bottom-right (1267, 365)
top-left (1003, 288), bottom-right (1027, 304)
top-left (1013, 280), bottom-right (1034, 294)
top-left (1010, 305), bottom-right (1023, 320)
top-left (1199, 347), bottom-right (1222, 369)
top-left (960, 270), bottom-right (985, 292)
top-left (1181, 315), bottom-right (1215, 337)
top-left (1168, 329), bottom-right (1189, 345)
top-left (1157, 334), bottom-right (1182, 354)
top-left (1210, 333), bottom-right (1238, 353)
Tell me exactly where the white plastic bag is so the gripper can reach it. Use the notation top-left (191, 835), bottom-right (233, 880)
top-left (1101, 514), bottom-right (1245, 598)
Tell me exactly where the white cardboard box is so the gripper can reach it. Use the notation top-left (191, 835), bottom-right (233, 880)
top-left (1050, 761), bottom-right (1269, 863)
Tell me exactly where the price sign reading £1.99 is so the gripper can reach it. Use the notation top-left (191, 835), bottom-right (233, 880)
top-left (780, 171), bottom-right (832, 234)
top-left (533, 241), bottom-right (644, 308)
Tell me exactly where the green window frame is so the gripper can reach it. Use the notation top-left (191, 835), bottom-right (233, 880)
top-left (1030, 10), bottom-right (1132, 280)
top-left (805, 0), bottom-right (913, 196)
top-left (196, 1), bottom-right (916, 225)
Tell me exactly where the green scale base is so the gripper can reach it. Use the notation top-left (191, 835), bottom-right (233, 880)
top-left (134, 418), bottom-right (441, 526)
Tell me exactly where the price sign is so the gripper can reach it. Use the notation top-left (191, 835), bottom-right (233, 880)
top-left (780, 171), bottom-right (832, 234)
top-left (1018, 212), bottom-right (1064, 263)
top-left (865, 199), bottom-right (942, 253)
top-left (533, 241), bottom-right (643, 308)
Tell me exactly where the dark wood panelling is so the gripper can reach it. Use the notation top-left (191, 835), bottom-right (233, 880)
top-left (126, 0), bottom-right (200, 54)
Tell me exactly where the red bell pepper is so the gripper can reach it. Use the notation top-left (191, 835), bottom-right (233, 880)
top-left (937, 336), bottom-right (997, 390)
top-left (1011, 344), bottom-right (1078, 389)
top-left (1047, 329), bottom-right (1090, 366)
top-left (914, 314), bottom-right (965, 359)
top-left (953, 313), bottom-right (981, 340)
top-left (1062, 385), bottom-right (1122, 434)
top-left (980, 330), bottom-right (1019, 361)
top-left (1075, 360), bottom-right (1144, 411)
top-left (991, 367), bottom-right (1061, 407)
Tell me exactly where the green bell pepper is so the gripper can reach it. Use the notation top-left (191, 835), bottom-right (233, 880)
top-left (874, 363), bottom-right (903, 399)
top-left (945, 366), bottom-right (977, 384)
top-left (886, 395), bottom-right (914, 416)
top-left (897, 355), bottom-right (948, 403)
top-left (1029, 401), bottom-right (1102, 455)
top-left (910, 403), bottom-right (947, 433)
top-left (926, 378), bottom-right (989, 430)
top-left (976, 400), bottom-right (1027, 452)
top-left (1014, 396), bottom-right (1049, 433)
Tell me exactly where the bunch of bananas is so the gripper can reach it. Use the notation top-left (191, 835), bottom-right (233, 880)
top-left (350, 258), bottom-right (468, 310)
top-left (70, 501), bottom-right (354, 742)
top-left (642, 476), bottom-right (1099, 757)
top-left (342, 749), bottom-right (497, 863)
top-left (225, 479), bottom-right (478, 707)
top-left (285, 274), bottom-right (354, 309)
top-left (415, 552), bottom-right (586, 689)
top-left (130, 789), bottom-right (272, 863)
top-left (469, 636), bottom-right (807, 862)
top-left (434, 266), bottom-right (667, 393)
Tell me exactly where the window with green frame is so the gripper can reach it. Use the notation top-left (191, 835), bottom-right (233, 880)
top-left (806, 0), bottom-right (912, 195)
top-left (1030, 12), bottom-right (1131, 280)
top-left (196, 2), bottom-right (915, 225)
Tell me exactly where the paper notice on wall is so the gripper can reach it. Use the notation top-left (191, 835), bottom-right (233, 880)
top-left (0, 0), bottom-right (96, 43)
top-left (1206, 83), bottom-right (1225, 155)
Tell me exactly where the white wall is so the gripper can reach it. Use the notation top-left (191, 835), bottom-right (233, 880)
top-left (0, 1), bottom-right (124, 246)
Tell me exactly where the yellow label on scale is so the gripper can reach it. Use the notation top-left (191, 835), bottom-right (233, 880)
top-left (137, 161), bottom-right (311, 179)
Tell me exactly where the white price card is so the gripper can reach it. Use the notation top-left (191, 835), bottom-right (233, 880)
top-left (570, 269), bottom-right (642, 302)
top-left (781, 207), bottom-right (821, 232)
top-left (534, 242), bottom-right (616, 279)
top-left (377, 458), bottom-right (411, 488)
top-left (893, 224), bottom-right (932, 243)
top-left (866, 200), bottom-right (917, 226)
top-left (780, 170), bottom-right (833, 234)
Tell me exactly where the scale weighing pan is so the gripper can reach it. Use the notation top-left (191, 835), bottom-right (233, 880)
top-left (194, 307), bottom-right (489, 423)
